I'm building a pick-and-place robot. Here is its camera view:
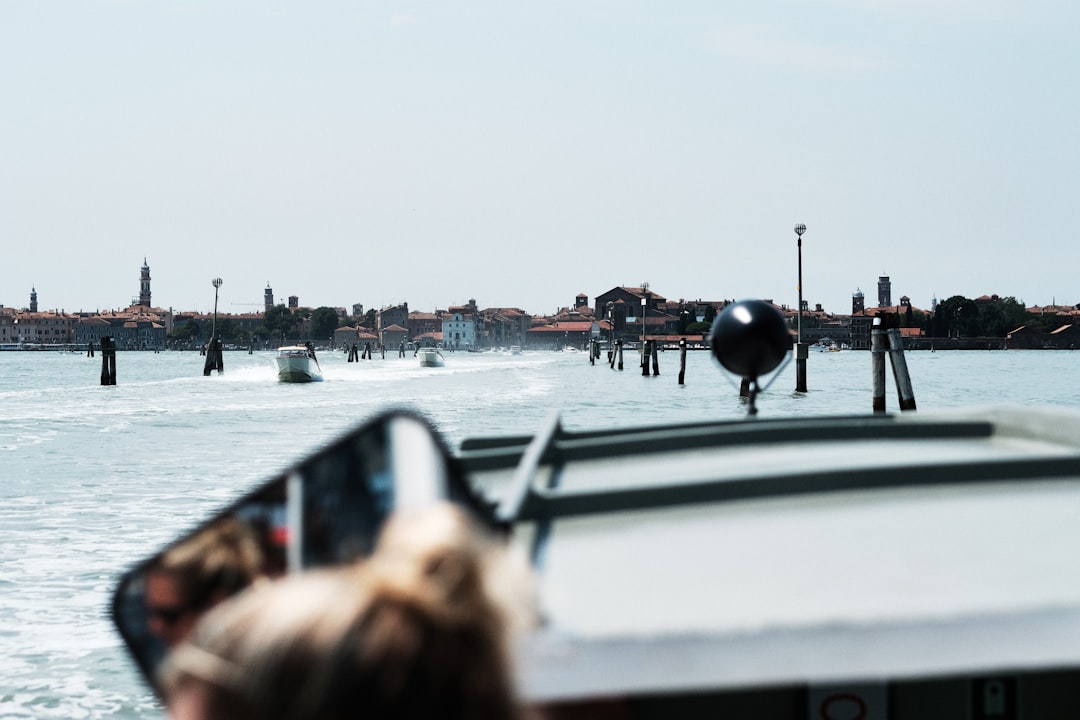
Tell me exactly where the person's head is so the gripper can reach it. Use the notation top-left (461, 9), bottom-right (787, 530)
top-left (160, 503), bottom-right (534, 720)
top-left (145, 516), bottom-right (266, 648)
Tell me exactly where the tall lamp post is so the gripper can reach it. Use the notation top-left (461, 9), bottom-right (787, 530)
top-left (606, 301), bottom-right (614, 349)
top-left (211, 277), bottom-right (223, 340)
top-left (794, 224), bottom-right (807, 392)
top-left (641, 296), bottom-right (647, 345)
top-left (203, 277), bottom-right (224, 376)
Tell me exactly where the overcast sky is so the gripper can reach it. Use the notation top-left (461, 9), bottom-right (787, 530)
top-left (2, 0), bottom-right (1077, 317)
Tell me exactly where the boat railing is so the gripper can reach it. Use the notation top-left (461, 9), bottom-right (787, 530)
top-left (458, 409), bottom-right (1080, 528)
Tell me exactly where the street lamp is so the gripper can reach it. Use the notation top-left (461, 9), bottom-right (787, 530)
top-left (641, 296), bottom-right (647, 345)
top-left (606, 301), bottom-right (614, 348)
top-left (794, 224), bottom-right (807, 392)
top-left (211, 277), bottom-right (223, 340)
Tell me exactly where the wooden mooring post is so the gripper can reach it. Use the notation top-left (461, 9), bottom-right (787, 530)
top-left (871, 316), bottom-right (917, 413)
top-left (641, 340), bottom-right (650, 376)
top-left (871, 319), bottom-right (887, 413)
top-left (203, 337), bottom-right (223, 376)
top-left (100, 336), bottom-right (116, 385)
top-left (678, 337), bottom-right (687, 385)
top-left (616, 340), bottom-right (624, 371)
top-left (888, 328), bottom-right (917, 411)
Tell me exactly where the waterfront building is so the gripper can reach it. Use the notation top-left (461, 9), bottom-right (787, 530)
top-left (14, 310), bottom-right (75, 346)
top-left (442, 301), bottom-right (480, 350)
top-left (378, 303), bottom-right (409, 334)
top-left (380, 323), bottom-right (409, 350)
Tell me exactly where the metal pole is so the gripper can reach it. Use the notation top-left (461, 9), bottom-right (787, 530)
top-left (794, 224), bottom-right (807, 392)
top-left (211, 277), bottom-right (222, 340)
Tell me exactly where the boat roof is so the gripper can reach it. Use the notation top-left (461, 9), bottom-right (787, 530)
top-left (457, 406), bottom-right (1080, 702)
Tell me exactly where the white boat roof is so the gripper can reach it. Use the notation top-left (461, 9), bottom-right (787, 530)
top-left (457, 406), bottom-right (1080, 701)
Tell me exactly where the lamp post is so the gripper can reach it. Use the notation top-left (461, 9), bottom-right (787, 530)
top-left (794, 224), bottom-right (807, 392)
top-left (606, 301), bottom-right (614, 346)
top-left (641, 295), bottom-right (647, 345)
top-left (211, 277), bottom-right (223, 340)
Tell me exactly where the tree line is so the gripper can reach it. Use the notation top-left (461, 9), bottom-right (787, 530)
top-left (167, 305), bottom-right (377, 347)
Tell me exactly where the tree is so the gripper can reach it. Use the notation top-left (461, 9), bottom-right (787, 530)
top-left (262, 304), bottom-right (298, 345)
top-left (310, 307), bottom-right (341, 343)
top-left (931, 296), bottom-right (980, 337)
top-left (168, 319), bottom-right (200, 342)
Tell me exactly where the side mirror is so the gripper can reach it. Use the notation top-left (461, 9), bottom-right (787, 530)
top-left (110, 409), bottom-right (492, 697)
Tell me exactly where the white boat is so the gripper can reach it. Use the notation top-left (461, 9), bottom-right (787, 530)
top-left (509, 345), bottom-right (523, 355)
top-left (274, 344), bottom-right (323, 382)
top-left (458, 405), bottom-right (1080, 717)
top-left (417, 347), bottom-right (445, 367)
top-left (115, 302), bottom-right (1080, 718)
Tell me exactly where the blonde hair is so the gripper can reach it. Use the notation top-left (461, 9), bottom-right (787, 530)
top-left (161, 503), bottom-right (534, 720)
top-left (152, 516), bottom-right (266, 609)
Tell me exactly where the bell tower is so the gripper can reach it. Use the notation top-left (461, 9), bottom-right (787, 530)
top-left (139, 259), bottom-right (152, 307)
top-left (30, 287), bottom-right (38, 313)
top-left (264, 283), bottom-right (274, 313)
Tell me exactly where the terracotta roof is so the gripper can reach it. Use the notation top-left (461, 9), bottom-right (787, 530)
top-left (529, 321), bottom-right (595, 333)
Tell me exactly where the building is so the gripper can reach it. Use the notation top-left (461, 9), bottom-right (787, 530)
top-left (878, 276), bottom-right (892, 308)
top-left (442, 304), bottom-right (480, 350)
top-left (137, 259), bottom-right (152, 307)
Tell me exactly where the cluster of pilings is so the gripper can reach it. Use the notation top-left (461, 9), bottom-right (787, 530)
top-left (589, 337), bottom-right (690, 387)
top-left (347, 343), bottom-right (378, 361)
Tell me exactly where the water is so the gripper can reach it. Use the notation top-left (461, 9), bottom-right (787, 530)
top-left (1, 347), bottom-right (1077, 718)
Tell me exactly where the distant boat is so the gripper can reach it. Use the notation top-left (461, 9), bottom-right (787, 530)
top-left (811, 339), bottom-right (841, 352)
top-left (509, 345), bottom-right (523, 355)
top-left (417, 348), bottom-right (445, 368)
top-left (275, 344), bottom-right (323, 383)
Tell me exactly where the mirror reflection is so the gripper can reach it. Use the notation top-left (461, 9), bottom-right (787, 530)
top-left (112, 409), bottom-right (481, 696)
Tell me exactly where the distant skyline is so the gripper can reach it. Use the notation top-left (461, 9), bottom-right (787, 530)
top-left (3, 1), bottom-right (1077, 316)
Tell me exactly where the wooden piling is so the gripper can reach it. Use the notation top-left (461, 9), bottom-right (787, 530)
top-left (617, 340), bottom-right (624, 371)
top-left (100, 336), bottom-right (116, 385)
top-left (651, 340), bottom-right (660, 376)
top-left (87, 341), bottom-right (95, 358)
top-left (399, 342), bottom-right (406, 358)
top-left (739, 378), bottom-right (751, 398)
top-left (641, 340), bottom-right (650, 376)
top-left (678, 338), bottom-right (687, 385)
top-left (871, 320), bottom-right (887, 414)
top-left (202, 337), bottom-right (223, 376)
top-left (887, 328), bottom-right (917, 411)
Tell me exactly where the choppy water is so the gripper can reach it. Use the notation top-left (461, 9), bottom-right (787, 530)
top-left (1, 347), bottom-right (1078, 718)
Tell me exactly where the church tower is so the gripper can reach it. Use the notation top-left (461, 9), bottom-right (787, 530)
top-left (264, 283), bottom-right (274, 313)
top-left (30, 287), bottom-right (38, 313)
top-left (139, 259), bottom-right (152, 307)
top-left (852, 288), bottom-right (865, 314)
top-left (877, 275), bottom-right (892, 308)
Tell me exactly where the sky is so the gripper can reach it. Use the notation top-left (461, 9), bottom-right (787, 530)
top-left (2, 0), bottom-right (1078, 318)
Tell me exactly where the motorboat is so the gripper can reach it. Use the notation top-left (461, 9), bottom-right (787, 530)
top-left (113, 301), bottom-right (1080, 718)
top-left (417, 347), bottom-right (445, 368)
top-left (509, 345), bottom-right (523, 355)
top-left (811, 338), bottom-right (841, 352)
top-left (274, 344), bottom-right (323, 382)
